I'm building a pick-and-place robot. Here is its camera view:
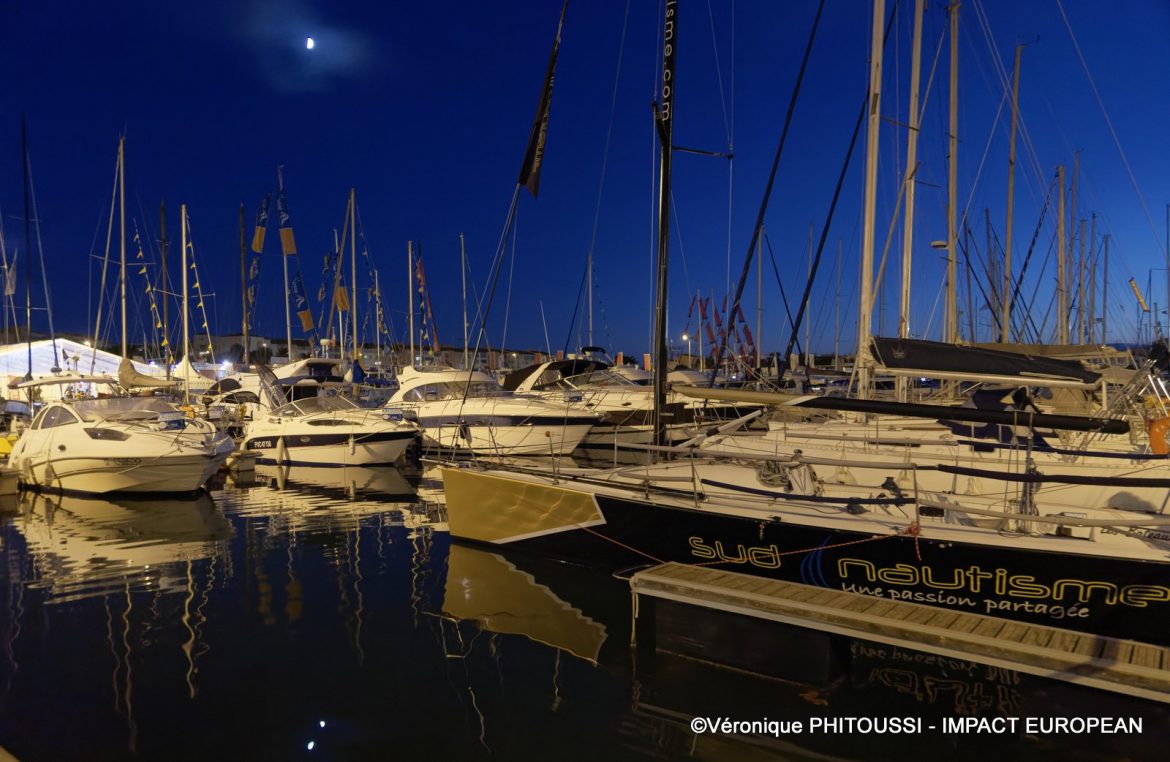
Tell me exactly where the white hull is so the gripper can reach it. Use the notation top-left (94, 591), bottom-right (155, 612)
top-left (18, 452), bottom-right (216, 494)
top-left (419, 423), bottom-right (595, 455)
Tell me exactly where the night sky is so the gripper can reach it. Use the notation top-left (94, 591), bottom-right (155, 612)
top-left (2, 0), bottom-right (1169, 359)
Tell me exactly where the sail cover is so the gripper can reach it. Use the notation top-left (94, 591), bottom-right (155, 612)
top-left (870, 337), bottom-right (1101, 386)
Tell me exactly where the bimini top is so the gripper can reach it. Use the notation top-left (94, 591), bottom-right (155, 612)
top-left (501, 359), bottom-right (613, 392)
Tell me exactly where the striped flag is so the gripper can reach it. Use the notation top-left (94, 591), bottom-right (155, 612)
top-left (276, 170), bottom-right (296, 256)
top-left (291, 271), bottom-right (314, 332)
top-left (251, 192), bottom-right (271, 253)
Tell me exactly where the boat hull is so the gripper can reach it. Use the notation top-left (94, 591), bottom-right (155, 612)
top-left (418, 420), bottom-right (595, 456)
top-left (18, 452), bottom-right (216, 494)
top-left (243, 430), bottom-right (416, 467)
top-left (442, 467), bottom-right (1170, 646)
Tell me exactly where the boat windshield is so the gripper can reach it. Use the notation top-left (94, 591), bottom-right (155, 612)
top-left (72, 397), bottom-right (177, 422)
top-left (557, 370), bottom-right (639, 390)
top-left (402, 380), bottom-right (504, 402)
top-left (272, 395), bottom-right (358, 417)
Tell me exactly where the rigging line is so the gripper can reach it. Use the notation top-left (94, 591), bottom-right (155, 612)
top-left (710, 0), bottom-right (828, 385)
top-left (25, 147), bottom-right (60, 367)
top-left (1056, 0), bottom-right (1163, 253)
top-left (499, 210), bottom-right (518, 355)
top-left (1007, 175), bottom-right (1056, 342)
top-left (763, 234), bottom-right (803, 357)
top-left (705, 0), bottom-right (732, 145)
top-left (561, 257), bottom-right (590, 354)
top-left (583, 0), bottom-right (631, 334)
top-left (971, 1), bottom-right (1047, 200)
top-left (779, 0), bottom-right (899, 391)
top-left (91, 146), bottom-right (121, 373)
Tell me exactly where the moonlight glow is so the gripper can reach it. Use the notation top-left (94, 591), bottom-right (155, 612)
top-left (305, 37), bottom-right (315, 50)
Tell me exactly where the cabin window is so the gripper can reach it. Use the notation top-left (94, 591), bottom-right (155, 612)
top-left (37, 406), bottom-right (80, 429)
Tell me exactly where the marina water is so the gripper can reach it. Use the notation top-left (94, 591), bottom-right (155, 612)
top-left (1, 464), bottom-right (1167, 760)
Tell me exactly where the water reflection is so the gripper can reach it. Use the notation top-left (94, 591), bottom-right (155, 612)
top-left (9, 490), bottom-right (231, 603)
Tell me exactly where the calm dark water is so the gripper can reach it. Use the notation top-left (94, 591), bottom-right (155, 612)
top-left (1, 464), bottom-right (1168, 761)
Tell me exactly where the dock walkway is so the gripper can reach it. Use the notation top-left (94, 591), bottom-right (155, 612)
top-left (630, 562), bottom-right (1170, 703)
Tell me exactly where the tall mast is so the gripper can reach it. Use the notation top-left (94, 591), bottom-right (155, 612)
top-left (181, 204), bottom-right (190, 405)
top-left (985, 207), bottom-right (993, 337)
top-left (160, 200), bottom-right (169, 376)
top-left (652, 0), bottom-right (678, 446)
top-left (805, 223), bottom-right (812, 367)
top-left (755, 230), bottom-right (762, 372)
top-left (1089, 213), bottom-right (1097, 344)
top-left (240, 203), bottom-right (248, 365)
top-left (119, 137), bottom-right (127, 359)
top-left (856, 0), bottom-right (885, 399)
top-left (461, 233), bottom-right (469, 368)
top-left (1078, 218), bottom-right (1087, 343)
top-left (1057, 164), bottom-right (1067, 343)
top-left (898, 0), bottom-right (926, 364)
top-left (835, 239), bottom-right (841, 369)
top-left (21, 118), bottom-right (32, 379)
top-left (945, 1), bottom-right (960, 345)
top-left (588, 248), bottom-right (593, 348)
top-left (408, 240), bottom-right (415, 366)
top-left (350, 188), bottom-right (358, 365)
top-left (375, 270), bottom-right (381, 365)
top-left (1001, 45), bottom-right (1022, 343)
top-left (1103, 233), bottom-right (1110, 343)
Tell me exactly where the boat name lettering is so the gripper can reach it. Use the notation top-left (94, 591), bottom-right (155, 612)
top-left (105, 457), bottom-right (142, 467)
top-left (689, 537), bottom-right (782, 569)
top-left (838, 558), bottom-right (1170, 609)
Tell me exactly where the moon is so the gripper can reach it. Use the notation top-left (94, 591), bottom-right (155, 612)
top-left (305, 36), bottom-right (315, 50)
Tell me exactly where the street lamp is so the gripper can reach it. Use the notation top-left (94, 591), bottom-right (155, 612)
top-left (682, 333), bottom-right (692, 367)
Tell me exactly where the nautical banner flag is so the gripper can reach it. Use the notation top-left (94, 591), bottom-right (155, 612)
top-left (291, 271), bottom-right (314, 332)
top-left (516, 0), bottom-right (568, 197)
top-left (335, 273), bottom-right (350, 312)
top-left (276, 170), bottom-right (296, 256)
top-left (251, 192), bottom-right (271, 253)
top-left (414, 249), bottom-right (440, 354)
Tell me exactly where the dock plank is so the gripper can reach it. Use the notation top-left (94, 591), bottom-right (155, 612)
top-left (629, 563), bottom-right (1170, 704)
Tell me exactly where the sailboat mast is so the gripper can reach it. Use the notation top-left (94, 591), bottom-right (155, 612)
top-left (856, 0), bottom-right (885, 400)
top-left (461, 233), bottom-right (468, 369)
top-left (1001, 45), bottom-right (1022, 343)
top-left (1089, 213), bottom-right (1097, 343)
top-left (652, 0), bottom-right (678, 447)
top-left (161, 200), bottom-right (169, 376)
top-left (240, 203), bottom-right (248, 365)
top-left (350, 188), bottom-right (358, 364)
top-left (282, 245), bottom-right (292, 362)
top-left (755, 230), bottom-right (761, 372)
top-left (1078, 218), bottom-right (1087, 342)
top-left (181, 204), bottom-right (190, 405)
top-left (21, 118), bottom-right (32, 379)
top-left (119, 137), bottom-right (127, 359)
top-left (1057, 165), bottom-right (1067, 343)
top-left (408, 240), bottom-right (415, 365)
top-left (1103, 233), bottom-right (1110, 343)
top-left (945, 1), bottom-right (959, 345)
top-left (898, 0), bottom-right (925, 402)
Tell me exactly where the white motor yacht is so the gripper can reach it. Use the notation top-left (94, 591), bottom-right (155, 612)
top-left (384, 366), bottom-right (598, 455)
top-left (241, 395), bottom-right (418, 466)
top-left (8, 376), bottom-right (234, 494)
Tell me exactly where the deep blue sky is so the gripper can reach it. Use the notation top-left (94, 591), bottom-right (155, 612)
top-left (3, 0), bottom-right (1169, 357)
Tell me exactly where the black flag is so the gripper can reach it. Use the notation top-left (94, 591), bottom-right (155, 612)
top-left (516, 0), bottom-right (568, 197)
